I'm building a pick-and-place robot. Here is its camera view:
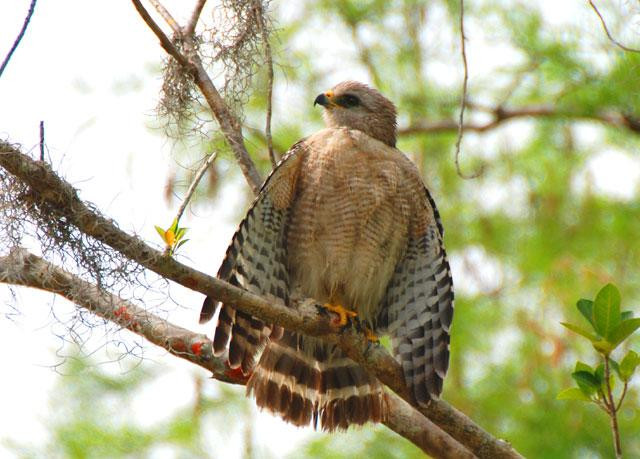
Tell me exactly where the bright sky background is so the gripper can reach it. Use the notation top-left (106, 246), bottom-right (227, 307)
top-left (1, 1), bottom-right (639, 458)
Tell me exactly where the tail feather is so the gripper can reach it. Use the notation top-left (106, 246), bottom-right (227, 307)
top-left (212, 304), bottom-right (235, 356)
top-left (228, 311), bottom-right (268, 374)
top-left (247, 332), bottom-right (387, 431)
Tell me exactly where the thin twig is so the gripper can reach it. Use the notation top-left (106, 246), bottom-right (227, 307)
top-left (0, 0), bottom-right (37, 78)
top-left (184, 0), bottom-right (207, 36)
top-left (588, 1), bottom-right (640, 54)
top-left (254, 0), bottom-right (277, 167)
top-left (615, 381), bottom-right (628, 412)
top-left (174, 151), bottom-right (218, 224)
top-left (593, 396), bottom-right (609, 413)
top-left (454, 0), bottom-right (483, 180)
top-left (604, 357), bottom-right (623, 458)
top-left (39, 121), bottom-right (44, 161)
top-left (147, 0), bottom-right (181, 34)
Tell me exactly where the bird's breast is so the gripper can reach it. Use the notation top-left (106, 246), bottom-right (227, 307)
top-left (286, 130), bottom-right (411, 323)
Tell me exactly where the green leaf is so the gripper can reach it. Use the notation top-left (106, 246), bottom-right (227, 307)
top-left (574, 361), bottom-right (593, 373)
top-left (593, 283), bottom-right (621, 339)
top-left (561, 322), bottom-right (599, 342)
top-left (154, 225), bottom-right (166, 238)
top-left (576, 299), bottom-right (595, 328)
top-left (620, 350), bottom-right (640, 381)
top-left (176, 227), bottom-right (188, 239)
top-left (571, 371), bottom-right (599, 395)
top-left (176, 239), bottom-right (190, 249)
top-left (592, 339), bottom-right (613, 356)
top-left (621, 311), bottom-right (634, 321)
top-left (594, 364), bottom-right (604, 385)
top-left (170, 218), bottom-right (179, 233)
top-left (609, 359), bottom-right (621, 379)
top-left (557, 387), bottom-right (591, 402)
top-left (608, 318), bottom-right (640, 349)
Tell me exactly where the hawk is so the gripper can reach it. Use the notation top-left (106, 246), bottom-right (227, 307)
top-left (200, 81), bottom-right (454, 431)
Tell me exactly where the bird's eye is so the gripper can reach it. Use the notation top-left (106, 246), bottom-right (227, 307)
top-left (338, 94), bottom-right (361, 108)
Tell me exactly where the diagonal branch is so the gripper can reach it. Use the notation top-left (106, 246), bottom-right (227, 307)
top-left (148, 0), bottom-right (181, 34)
top-left (0, 142), bottom-right (523, 459)
top-left (131, 0), bottom-right (262, 194)
top-left (174, 150), bottom-right (218, 225)
top-left (0, 248), bottom-right (472, 459)
top-left (587, 0), bottom-right (640, 54)
top-left (0, 248), bottom-right (242, 385)
top-left (0, 0), bottom-right (38, 78)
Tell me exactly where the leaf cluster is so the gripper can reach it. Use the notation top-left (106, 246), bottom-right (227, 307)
top-left (561, 284), bottom-right (640, 356)
top-left (558, 283), bottom-right (639, 457)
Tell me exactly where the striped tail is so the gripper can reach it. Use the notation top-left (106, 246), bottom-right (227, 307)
top-left (247, 331), bottom-right (388, 431)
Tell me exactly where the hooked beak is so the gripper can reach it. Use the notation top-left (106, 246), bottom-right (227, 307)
top-left (314, 90), bottom-right (335, 108)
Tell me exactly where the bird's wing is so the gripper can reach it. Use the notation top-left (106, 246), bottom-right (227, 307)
top-left (379, 183), bottom-right (454, 404)
top-left (199, 140), bottom-right (306, 375)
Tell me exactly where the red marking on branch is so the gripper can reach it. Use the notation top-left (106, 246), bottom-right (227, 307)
top-left (113, 306), bottom-right (130, 321)
top-left (191, 341), bottom-right (203, 356)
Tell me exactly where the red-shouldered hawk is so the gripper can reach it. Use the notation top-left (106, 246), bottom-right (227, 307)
top-left (200, 81), bottom-right (454, 431)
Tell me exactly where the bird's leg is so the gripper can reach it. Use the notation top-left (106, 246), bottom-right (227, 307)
top-left (322, 303), bottom-right (358, 327)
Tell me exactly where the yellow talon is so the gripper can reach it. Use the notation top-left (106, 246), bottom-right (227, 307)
top-left (323, 303), bottom-right (357, 327)
top-left (364, 327), bottom-right (379, 343)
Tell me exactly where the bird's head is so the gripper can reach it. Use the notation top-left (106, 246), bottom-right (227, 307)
top-left (314, 81), bottom-right (397, 147)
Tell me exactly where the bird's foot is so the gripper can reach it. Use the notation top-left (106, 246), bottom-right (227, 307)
top-left (364, 327), bottom-right (379, 344)
top-left (322, 303), bottom-right (358, 327)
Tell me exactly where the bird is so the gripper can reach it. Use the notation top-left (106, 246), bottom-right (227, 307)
top-left (199, 81), bottom-right (454, 431)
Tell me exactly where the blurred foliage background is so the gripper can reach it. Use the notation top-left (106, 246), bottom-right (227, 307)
top-left (5, 0), bottom-right (640, 458)
top-left (189, 2), bottom-right (640, 454)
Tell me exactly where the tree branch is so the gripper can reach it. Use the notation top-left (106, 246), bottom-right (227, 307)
top-left (0, 248), bottom-right (243, 385)
top-left (0, 248), bottom-right (472, 459)
top-left (587, 0), bottom-right (640, 54)
top-left (399, 105), bottom-right (640, 136)
top-left (0, 0), bottom-right (38, 78)
top-left (0, 142), bottom-right (523, 458)
top-left (174, 150), bottom-right (218, 225)
top-left (131, 0), bottom-right (262, 194)
top-left (454, 0), bottom-right (483, 179)
top-left (184, 0), bottom-right (207, 36)
top-left (147, 0), bottom-right (181, 34)
top-left (253, 0), bottom-right (277, 168)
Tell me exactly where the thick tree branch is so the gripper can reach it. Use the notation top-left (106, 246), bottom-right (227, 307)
top-left (0, 248), bottom-right (243, 385)
top-left (0, 248), bottom-right (472, 459)
top-left (399, 105), bottom-right (640, 136)
top-left (131, 0), bottom-right (262, 194)
top-left (0, 143), bottom-right (522, 458)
